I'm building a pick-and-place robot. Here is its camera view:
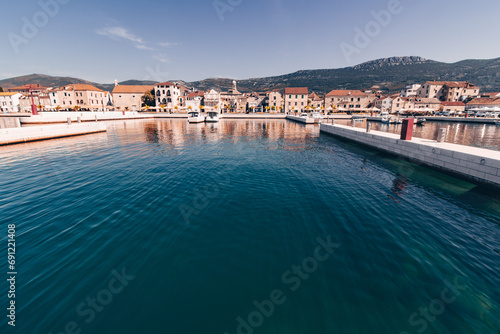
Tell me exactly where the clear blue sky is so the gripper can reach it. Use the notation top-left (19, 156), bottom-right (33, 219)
top-left (1, 0), bottom-right (499, 84)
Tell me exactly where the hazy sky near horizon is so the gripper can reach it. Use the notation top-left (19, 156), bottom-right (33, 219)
top-left (1, 0), bottom-right (499, 84)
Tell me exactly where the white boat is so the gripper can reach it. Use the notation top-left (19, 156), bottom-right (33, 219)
top-left (205, 112), bottom-right (219, 123)
top-left (188, 112), bottom-right (205, 123)
top-left (312, 112), bottom-right (321, 123)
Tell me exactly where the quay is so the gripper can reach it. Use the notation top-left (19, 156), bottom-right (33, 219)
top-left (320, 123), bottom-right (500, 188)
top-left (365, 116), bottom-right (498, 124)
top-left (286, 115), bottom-right (315, 124)
top-left (19, 111), bottom-right (154, 124)
top-left (0, 123), bottom-right (107, 146)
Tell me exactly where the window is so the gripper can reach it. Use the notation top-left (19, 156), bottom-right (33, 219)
top-left (295, 102), bottom-right (297, 106)
top-left (301, 95), bottom-right (304, 98)
top-left (289, 95), bottom-right (291, 99)
top-left (295, 95), bottom-right (298, 99)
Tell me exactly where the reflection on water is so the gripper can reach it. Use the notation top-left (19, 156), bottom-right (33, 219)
top-left (0, 119), bottom-right (499, 334)
top-left (337, 119), bottom-right (500, 150)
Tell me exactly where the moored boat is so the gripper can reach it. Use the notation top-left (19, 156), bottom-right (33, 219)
top-left (205, 112), bottom-right (219, 123)
top-left (188, 112), bottom-right (205, 123)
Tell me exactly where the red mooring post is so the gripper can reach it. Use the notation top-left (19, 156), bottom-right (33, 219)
top-left (400, 118), bottom-right (414, 140)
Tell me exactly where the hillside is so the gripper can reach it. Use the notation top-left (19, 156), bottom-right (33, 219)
top-left (190, 56), bottom-right (500, 93)
top-left (1, 56), bottom-right (499, 94)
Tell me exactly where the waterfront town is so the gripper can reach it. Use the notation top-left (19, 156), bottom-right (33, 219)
top-left (1, 80), bottom-right (500, 116)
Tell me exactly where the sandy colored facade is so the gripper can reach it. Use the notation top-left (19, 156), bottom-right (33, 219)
top-left (325, 90), bottom-right (371, 111)
top-left (284, 87), bottom-right (308, 113)
top-left (417, 81), bottom-right (480, 102)
top-left (268, 91), bottom-right (284, 112)
top-left (50, 84), bottom-right (105, 110)
top-left (112, 85), bottom-right (154, 111)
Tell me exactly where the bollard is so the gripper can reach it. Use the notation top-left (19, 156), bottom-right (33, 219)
top-left (15, 117), bottom-right (21, 128)
top-left (400, 118), bottom-right (414, 140)
top-left (366, 122), bottom-right (371, 133)
top-left (95, 115), bottom-right (98, 122)
top-left (77, 117), bottom-right (81, 123)
top-left (437, 128), bottom-right (447, 142)
top-left (351, 119), bottom-right (355, 127)
top-left (331, 118), bottom-right (335, 125)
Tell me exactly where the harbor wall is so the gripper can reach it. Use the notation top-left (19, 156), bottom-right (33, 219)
top-left (0, 123), bottom-right (107, 145)
top-left (320, 123), bottom-right (500, 188)
top-left (21, 111), bottom-right (154, 124)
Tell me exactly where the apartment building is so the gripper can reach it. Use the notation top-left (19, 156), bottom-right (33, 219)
top-left (112, 85), bottom-right (154, 111)
top-left (284, 87), bottom-right (308, 113)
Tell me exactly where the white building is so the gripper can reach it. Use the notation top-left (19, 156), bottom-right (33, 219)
top-left (268, 91), bottom-right (284, 112)
top-left (204, 89), bottom-right (221, 113)
top-left (0, 92), bottom-right (22, 112)
top-left (185, 91), bottom-right (204, 112)
top-left (154, 82), bottom-right (186, 112)
top-left (400, 84), bottom-right (421, 97)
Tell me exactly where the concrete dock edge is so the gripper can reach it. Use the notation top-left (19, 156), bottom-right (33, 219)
top-left (320, 123), bottom-right (500, 188)
top-left (0, 123), bottom-right (107, 145)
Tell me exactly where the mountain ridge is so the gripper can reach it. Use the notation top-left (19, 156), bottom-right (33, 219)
top-left (1, 56), bottom-right (499, 94)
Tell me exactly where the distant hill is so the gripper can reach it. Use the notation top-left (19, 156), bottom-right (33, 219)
top-left (190, 56), bottom-right (500, 93)
top-left (1, 56), bottom-right (500, 94)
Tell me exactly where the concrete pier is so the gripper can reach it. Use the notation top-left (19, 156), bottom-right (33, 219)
top-left (0, 123), bottom-right (107, 145)
top-left (20, 111), bottom-right (154, 124)
top-left (366, 116), bottom-right (498, 124)
top-left (320, 123), bottom-right (500, 188)
top-left (286, 115), bottom-right (315, 124)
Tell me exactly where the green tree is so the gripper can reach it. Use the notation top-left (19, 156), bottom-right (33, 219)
top-left (0, 87), bottom-right (3, 92)
top-left (141, 89), bottom-right (155, 107)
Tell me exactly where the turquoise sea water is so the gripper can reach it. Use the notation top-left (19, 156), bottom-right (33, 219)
top-left (0, 119), bottom-right (499, 334)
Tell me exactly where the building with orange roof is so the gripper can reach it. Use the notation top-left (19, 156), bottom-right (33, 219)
top-left (417, 81), bottom-right (480, 102)
top-left (284, 87), bottom-right (308, 113)
top-left (0, 92), bottom-right (22, 113)
top-left (49, 84), bottom-right (106, 110)
top-left (112, 85), bottom-right (154, 111)
top-left (325, 89), bottom-right (371, 111)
